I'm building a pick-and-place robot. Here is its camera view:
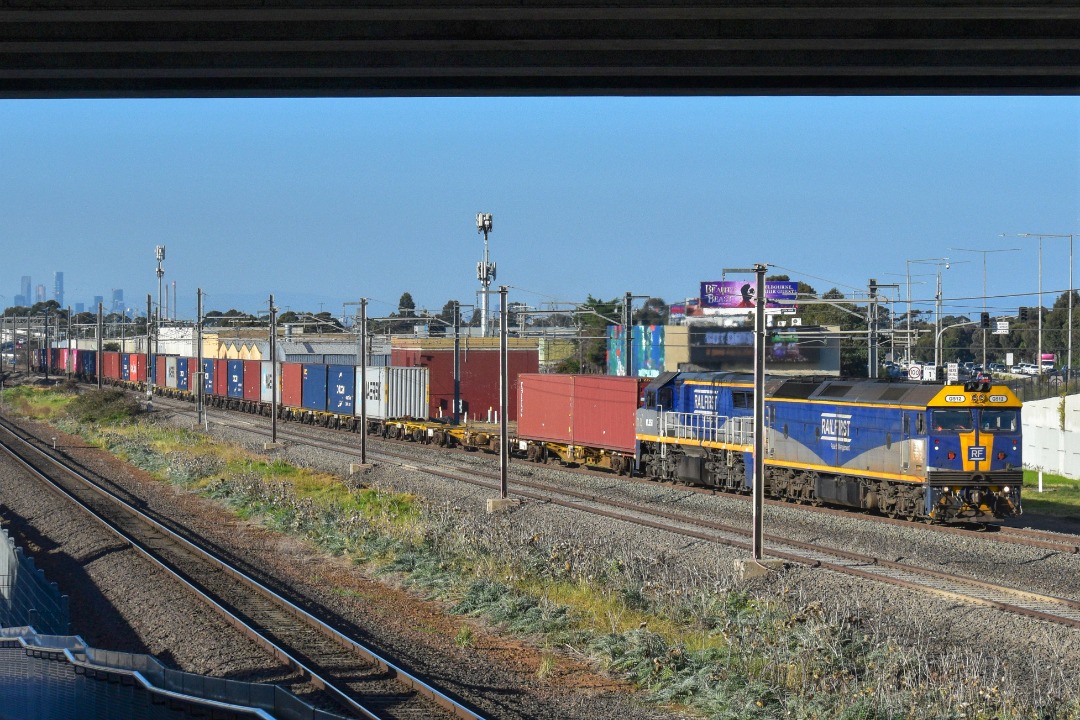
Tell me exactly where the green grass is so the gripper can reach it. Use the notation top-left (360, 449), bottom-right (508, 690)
top-left (1022, 470), bottom-right (1080, 517)
top-left (1, 385), bottom-right (75, 419)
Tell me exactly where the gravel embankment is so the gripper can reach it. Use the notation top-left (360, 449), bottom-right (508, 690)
top-left (188, 404), bottom-right (1080, 705)
top-left (0, 407), bottom-right (683, 720)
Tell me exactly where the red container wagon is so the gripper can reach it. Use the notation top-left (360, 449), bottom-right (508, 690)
top-left (516, 374), bottom-right (648, 474)
top-left (155, 356), bottom-right (168, 388)
top-left (392, 344), bottom-right (539, 422)
top-left (128, 353), bottom-right (146, 383)
top-left (242, 360), bottom-right (262, 402)
top-left (281, 363), bottom-right (304, 408)
top-left (213, 359), bottom-right (228, 398)
top-left (103, 351), bottom-right (121, 381)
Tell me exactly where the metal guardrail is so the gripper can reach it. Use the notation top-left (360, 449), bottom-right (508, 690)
top-left (1000, 374), bottom-right (1080, 403)
top-left (0, 529), bottom-right (69, 635)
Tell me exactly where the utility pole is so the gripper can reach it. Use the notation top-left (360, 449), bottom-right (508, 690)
top-left (360, 298), bottom-right (368, 465)
top-left (499, 286), bottom-right (508, 497)
top-left (453, 300), bottom-right (461, 424)
top-left (196, 289), bottom-right (205, 428)
top-left (751, 265), bottom-right (765, 560)
top-left (623, 291), bottom-right (632, 377)
top-left (868, 279), bottom-right (878, 378)
top-left (269, 293), bottom-right (278, 445)
top-left (44, 308), bottom-right (49, 381)
top-left (66, 307), bottom-right (72, 379)
top-left (146, 293), bottom-right (153, 408)
top-left (96, 302), bottom-right (103, 390)
top-left (476, 213), bottom-right (495, 337)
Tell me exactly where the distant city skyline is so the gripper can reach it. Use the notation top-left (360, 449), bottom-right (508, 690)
top-left (6, 269), bottom-right (123, 315)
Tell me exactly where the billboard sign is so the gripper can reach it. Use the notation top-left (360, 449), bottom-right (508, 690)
top-left (700, 280), bottom-right (798, 311)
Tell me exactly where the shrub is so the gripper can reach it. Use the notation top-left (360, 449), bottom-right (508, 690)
top-left (66, 389), bottom-right (142, 424)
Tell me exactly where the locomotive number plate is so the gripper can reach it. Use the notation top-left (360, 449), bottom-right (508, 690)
top-left (968, 446), bottom-right (987, 461)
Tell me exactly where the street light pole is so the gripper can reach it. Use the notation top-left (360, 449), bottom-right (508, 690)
top-left (950, 246), bottom-right (1020, 370)
top-left (1018, 233), bottom-right (1074, 376)
top-left (906, 257), bottom-right (951, 365)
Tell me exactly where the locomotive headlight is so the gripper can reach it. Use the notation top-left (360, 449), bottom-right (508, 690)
top-left (1002, 486), bottom-right (1010, 494)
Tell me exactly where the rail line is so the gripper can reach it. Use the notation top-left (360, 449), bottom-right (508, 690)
top-left (153, 399), bottom-right (1080, 630)
top-left (147, 388), bottom-right (1079, 555)
top-left (0, 415), bottom-right (486, 720)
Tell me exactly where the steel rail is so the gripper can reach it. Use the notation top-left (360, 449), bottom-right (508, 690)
top-left (0, 416), bottom-right (485, 720)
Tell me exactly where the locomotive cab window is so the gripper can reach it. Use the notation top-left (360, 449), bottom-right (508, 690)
top-left (931, 409), bottom-right (974, 432)
top-left (732, 391), bottom-right (751, 409)
top-left (980, 409), bottom-right (1018, 432)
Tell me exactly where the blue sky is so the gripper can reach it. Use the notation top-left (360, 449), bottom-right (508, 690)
top-left (1, 96), bottom-right (1077, 323)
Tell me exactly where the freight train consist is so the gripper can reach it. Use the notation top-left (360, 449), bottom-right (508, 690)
top-left (41, 348), bottom-right (1023, 523)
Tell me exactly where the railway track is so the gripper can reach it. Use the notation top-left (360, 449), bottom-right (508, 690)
top-left (150, 389), bottom-right (1079, 555)
top-left (150, 397), bottom-right (1080, 630)
top-left (0, 415), bottom-right (486, 720)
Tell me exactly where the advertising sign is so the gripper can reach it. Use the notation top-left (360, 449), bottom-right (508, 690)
top-left (607, 325), bottom-right (665, 377)
top-left (699, 280), bottom-right (798, 311)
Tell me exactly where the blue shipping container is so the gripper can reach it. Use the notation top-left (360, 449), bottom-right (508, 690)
top-left (150, 354), bottom-right (157, 384)
top-left (177, 358), bottom-right (189, 390)
top-left (301, 364), bottom-right (328, 411)
top-left (121, 354), bottom-right (130, 380)
top-left (327, 364), bottom-right (355, 414)
top-left (202, 359), bottom-right (214, 394)
top-left (227, 359), bottom-right (244, 398)
top-left (82, 350), bottom-right (97, 377)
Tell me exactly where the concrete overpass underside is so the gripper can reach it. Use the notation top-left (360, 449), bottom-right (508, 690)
top-left (1, 2), bottom-right (1078, 98)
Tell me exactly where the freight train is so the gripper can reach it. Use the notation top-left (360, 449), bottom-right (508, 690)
top-left (41, 348), bottom-right (1023, 523)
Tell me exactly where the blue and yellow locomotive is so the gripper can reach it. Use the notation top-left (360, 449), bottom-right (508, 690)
top-left (635, 372), bottom-right (1022, 522)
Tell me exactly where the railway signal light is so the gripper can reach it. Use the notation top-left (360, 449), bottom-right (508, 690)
top-left (1019, 306), bottom-right (1029, 322)
top-left (980, 312), bottom-right (990, 329)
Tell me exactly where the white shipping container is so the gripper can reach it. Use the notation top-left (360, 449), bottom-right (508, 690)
top-left (165, 356), bottom-right (179, 388)
top-left (260, 361), bottom-right (279, 404)
top-left (356, 366), bottom-right (429, 420)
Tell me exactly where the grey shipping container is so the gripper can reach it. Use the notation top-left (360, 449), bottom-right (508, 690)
top-left (260, 360), bottom-right (278, 404)
top-left (165, 356), bottom-right (178, 389)
top-left (356, 366), bottom-right (429, 420)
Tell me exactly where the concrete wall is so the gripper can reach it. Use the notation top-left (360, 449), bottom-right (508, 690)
top-left (1023, 394), bottom-right (1080, 479)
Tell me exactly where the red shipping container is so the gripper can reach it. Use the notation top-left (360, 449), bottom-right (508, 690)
top-left (104, 352), bottom-right (121, 380)
top-left (129, 353), bottom-right (145, 383)
top-left (59, 348), bottom-right (68, 373)
top-left (156, 355), bottom-right (167, 386)
top-left (392, 347), bottom-right (538, 421)
top-left (517, 374), bottom-right (647, 453)
top-left (243, 359), bottom-right (262, 401)
top-left (213, 358), bottom-right (228, 398)
top-left (281, 363), bottom-right (304, 409)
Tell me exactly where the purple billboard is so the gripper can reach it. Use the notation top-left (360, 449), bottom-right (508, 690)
top-left (700, 280), bottom-right (798, 310)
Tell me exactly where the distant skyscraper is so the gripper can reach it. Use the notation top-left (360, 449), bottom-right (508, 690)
top-left (75, 302), bottom-right (85, 314)
top-left (20, 276), bottom-right (30, 302)
top-left (111, 289), bottom-right (124, 314)
top-left (35, 284), bottom-right (46, 303)
top-left (93, 295), bottom-right (104, 311)
top-left (14, 294), bottom-right (26, 307)
top-left (53, 271), bottom-right (64, 307)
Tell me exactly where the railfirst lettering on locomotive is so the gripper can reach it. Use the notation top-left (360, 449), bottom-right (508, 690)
top-left (820, 412), bottom-right (852, 450)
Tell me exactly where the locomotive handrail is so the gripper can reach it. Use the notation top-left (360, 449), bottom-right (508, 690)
top-left (661, 411), bottom-right (754, 446)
